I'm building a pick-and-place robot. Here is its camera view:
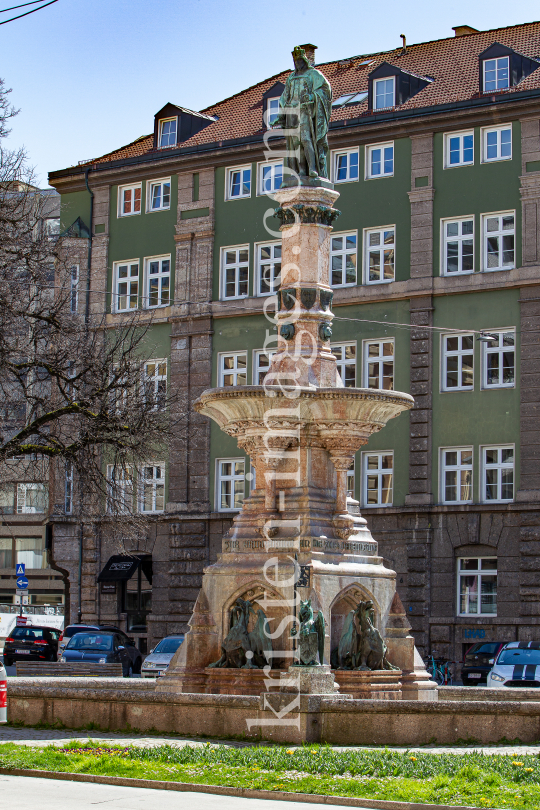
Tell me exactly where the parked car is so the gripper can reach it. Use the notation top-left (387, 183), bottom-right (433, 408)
top-left (462, 642), bottom-right (506, 685)
top-left (3, 625), bottom-right (60, 667)
top-left (141, 635), bottom-right (184, 678)
top-left (58, 624), bottom-right (142, 673)
top-left (487, 641), bottom-right (540, 688)
top-left (60, 630), bottom-right (136, 677)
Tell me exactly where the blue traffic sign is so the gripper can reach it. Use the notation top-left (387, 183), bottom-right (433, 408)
top-left (15, 563), bottom-right (25, 576)
top-left (16, 577), bottom-right (29, 590)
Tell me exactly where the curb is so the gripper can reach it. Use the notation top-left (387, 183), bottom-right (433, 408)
top-left (0, 767), bottom-right (501, 810)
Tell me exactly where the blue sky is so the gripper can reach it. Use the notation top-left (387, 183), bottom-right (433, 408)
top-left (1, 0), bottom-right (539, 186)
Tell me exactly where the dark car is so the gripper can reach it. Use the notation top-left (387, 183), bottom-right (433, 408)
top-left (462, 641), bottom-right (506, 685)
top-left (60, 630), bottom-right (135, 677)
top-left (3, 625), bottom-right (60, 666)
top-left (58, 624), bottom-right (142, 673)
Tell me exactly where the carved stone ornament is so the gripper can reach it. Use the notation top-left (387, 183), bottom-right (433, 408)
top-left (300, 288), bottom-right (317, 310)
top-left (274, 204), bottom-right (341, 228)
top-left (319, 289), bottom-right (333, 311)
top-left (281, 288), bottom-right (296, 310)
top-left (319, 322), bottom-right (332, 341)
top-left (280, 323), bottom-right (295, 341)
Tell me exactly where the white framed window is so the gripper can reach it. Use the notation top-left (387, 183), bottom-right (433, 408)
top-left (266, 97), bottom-right (280, 127)
top-left (333, 148), bottom-right (359, 183)
top-left (15, 537), bottom-right (46, 569)
top-left (138, 463), bottom-right (165, 513)
top-left (442, 218), bottom-right (474, 275)
top-left (217, 458), bottom-right (245, 511)
top-left (158, 117), bottom-right (177, 148)
top-left (347, 460), bottom-right (355, 498)
top-left (253, 349), bottom-right (277, 385)
top-left (482, 212), bottom-right (515, 271)
top-left (445, 131), bottom-right (474, 168)
top-left (366, 142), bottom-right (394, 178)
top-left (440, 447), bottom-right (473, 504)
top-left (145, 255), bottom-right (170, 308)
top-left (363, 339), bottom-right (394, 390)
top-left (226, 165), bottom-right (252, 200)
top-left (113, 260), bottom-right (139, 313)
top-left (70, 265), bottom-right (79, 313)
top-left (256, 241), bottom-right (281, 295)
top-left (364, 226), bottom-right (395, 283)
top-left (258, 161), bottom-right (283, 194)
top-left (441, 333), bottom-right (474, 391)
top-left (363, 452), bottom-right (393, 506)
top-left (482, 125), bottom-right (512, 162)
top-left (16, 483), bottom-right (47, 514)
top-left (483, 56), bottom-right (509, 92)
top-left (481, 445), bottom-right (514, 503)
top-left (147, 178), bottom-right (171, 212)
top-left (106, 464), bottom-right (133, 514)
top-left (220, 245), bottom-right (249, 299)
top-left (331, 343), bottom-right (356, 387)
top-left (44, 217), bottom-right (60, 238)
top-left (374, 77), bottom-right (395, 109)
top-left (330, 232), bottom-right (357, 287)
top-left (219, 352), bottom-right (247, 387)
top-left (143, 359), bottom-right (167, 410)
top-left (482, 330), bottom-right (515, 389)
top-left (65, 462), bottom-right (73, 515)
top-left (118, 183), bottom-right (142, 217)
top-left (458, 557), bottom-right (497, 616)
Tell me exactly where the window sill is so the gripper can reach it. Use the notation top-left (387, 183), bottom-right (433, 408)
top-left (441, 387), bottom-right (474, 393)
top-left (118, 212), bottom-right (141, 218)
top-left (482, 267), bottom-right (514, 273)
top-left (481, 157), bottom-right (512, 164)
top-left (365, 174), bottom-right (394, 180)
top-left (226, 195), bottom-right (252, 202)
top-left (442, 271), bottom-right (475, 277)
top-left (220, 295), bottom-right (249, 302)
top-left (365, 279), bottom-right (395, 286)
top-left (444, 163), bottom-right (475, 170)
top-left (334, 178), bottom-right (360, 184)
top-left (146, 207), bottom-right (171, 214)
top-left (331, 282), bottom-right (357, 289)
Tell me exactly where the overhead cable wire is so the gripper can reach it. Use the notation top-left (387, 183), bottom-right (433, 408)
top-left (0, 0), bottom-right (48, 13)
top-left (0, 0), bottom-right (57, 24)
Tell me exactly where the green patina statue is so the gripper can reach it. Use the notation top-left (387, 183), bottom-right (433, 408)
top-left (209, 597), bottom-right (272, 669)
top-left (332, 599), bottom-right (399, 671)
top-left (271, 45), bottom-right (332, 182)
top-left (292, 599), bottom-right (326, 666)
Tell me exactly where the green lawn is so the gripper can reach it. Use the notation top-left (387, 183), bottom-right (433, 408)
top-left (0, 742), bottom-right (539, 809)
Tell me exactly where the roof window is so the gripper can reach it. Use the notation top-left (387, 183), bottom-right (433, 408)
top-left (332, 91), bottom-right (368, 108)
top-left (368, 62), bottom-right (431, 111)
top-left (479, 43), bottom-right (540, 93)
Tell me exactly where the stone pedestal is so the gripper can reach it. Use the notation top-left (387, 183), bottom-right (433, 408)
top-left (280, 664), bottom-right (340, 696)
top-left (333, 669), bottom-right (402, 700)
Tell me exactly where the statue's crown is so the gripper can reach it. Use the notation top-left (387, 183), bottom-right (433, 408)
top-left (292, 46), bottom-right (309, 65)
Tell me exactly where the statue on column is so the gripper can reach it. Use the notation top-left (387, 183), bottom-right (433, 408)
top-left (272, 45), bottom-right (332, 181)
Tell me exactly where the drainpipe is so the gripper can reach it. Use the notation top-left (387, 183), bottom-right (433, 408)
top-left (77, 169), bottom-right (94, 622)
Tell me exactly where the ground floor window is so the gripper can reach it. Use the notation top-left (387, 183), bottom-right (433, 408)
top-left (122, 562), bottom-right (152, 633)
top-left (457, 557), bottom-right (497, 616)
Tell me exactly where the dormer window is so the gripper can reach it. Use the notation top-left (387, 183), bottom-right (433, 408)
top-left (368, 63), bottom-right (430, 112)
top-left (267, 98), bottom-right (280, 127)
top-left (158, 118), bottom-right (177, 148)
top-left (374, 77), bottom-right (395, 110)
top-left (483, 57), bottom-right (509, 92)
top-left (479, 43), bottom-right (540, 94)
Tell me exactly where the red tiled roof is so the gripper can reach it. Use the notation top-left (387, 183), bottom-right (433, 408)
top-left (81, 21), bottom-right (540, 168)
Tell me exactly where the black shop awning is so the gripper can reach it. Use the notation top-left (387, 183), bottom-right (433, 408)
top-left (97, 555), bottom-right (152, 584)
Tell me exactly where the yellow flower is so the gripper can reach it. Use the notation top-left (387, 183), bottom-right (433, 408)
top-left (512, 761), bottom-right (523, 767)
top-left (286, 749), bottom-right (294, 754)
top-left (409, 756), bottom-right (417, 761)
top-left (525, 767), bottom-right (534, 772)
top-left (310, 749), bottom-right (318, 754)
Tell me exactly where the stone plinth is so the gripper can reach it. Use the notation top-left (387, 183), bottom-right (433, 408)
top-left (333, 669), bottom-right (402, 700)
top-left (280, 664), bottom-right (339, 695)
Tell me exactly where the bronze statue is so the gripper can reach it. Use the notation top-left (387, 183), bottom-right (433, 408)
top-left (332, 599), bottom-right (398, 671)
top-left (291, 598), bottom-right (325, 666)
top-left (209, 597), bottom-right (272, 669)
top-left (271, 45), bottom-right (332, 182)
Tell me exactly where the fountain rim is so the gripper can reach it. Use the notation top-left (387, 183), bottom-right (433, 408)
top-left (194, 385), bottom-right (414, 410)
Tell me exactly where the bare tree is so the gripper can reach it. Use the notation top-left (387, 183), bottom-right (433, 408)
top-left (0, 79), bottom-right (186, 548)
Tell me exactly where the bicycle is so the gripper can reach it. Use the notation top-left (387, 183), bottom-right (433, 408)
top-left (424, 655), bottom-right (455, 685)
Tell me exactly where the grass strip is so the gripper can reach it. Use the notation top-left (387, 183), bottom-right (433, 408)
top-left (0, 741), bottom-right (539, 809)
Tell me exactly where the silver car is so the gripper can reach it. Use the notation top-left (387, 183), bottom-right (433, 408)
top-left (141, 635), bottom-right (184, 678)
